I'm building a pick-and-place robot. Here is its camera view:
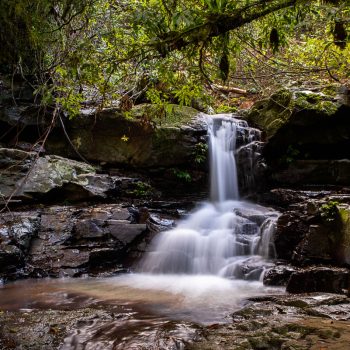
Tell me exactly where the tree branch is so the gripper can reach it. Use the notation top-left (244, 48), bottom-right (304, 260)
top-left (149, 0), bottom-right (302, 54)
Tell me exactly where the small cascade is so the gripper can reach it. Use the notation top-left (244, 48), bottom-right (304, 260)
top-left (141, 114), bottom-right (279, 281)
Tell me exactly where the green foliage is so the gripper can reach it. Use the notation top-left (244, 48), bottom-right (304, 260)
top-left (193, 142), bottom-right (208, 164)
top-left (128, 181), bottom-right (154, 198)
top-left (173, 83), bottom-right (204, 107)
top-left (216, 104), bottom-right (238, 113)
top-left (321, 201), bottom-right (340, 222)
top-left (282, 145), bottom-right (300, 164)
top-left (172, 168), bottom-right (192, 182)
top-left (1, 0), bottom-right (350, 117)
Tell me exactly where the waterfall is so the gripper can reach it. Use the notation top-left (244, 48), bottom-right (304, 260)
top-left (209, 117), bottom-right (239, 201)
top-left (141, 114), bottom-right (278, 280)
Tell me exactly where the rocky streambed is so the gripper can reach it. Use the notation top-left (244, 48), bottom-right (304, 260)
top-left (1, 170), bottom-right (349, 349)
top-left (1, 280), bottom-right (350, 350)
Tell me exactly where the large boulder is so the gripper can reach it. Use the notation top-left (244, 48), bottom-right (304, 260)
top-left (247, 88), bottom-right (350, 185)
top-left (45, 104), bottom-right (207, 168)
top-left (0, 148), bottom-right (148, 201)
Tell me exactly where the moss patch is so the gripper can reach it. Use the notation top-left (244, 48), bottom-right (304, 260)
top-left (127, 103), bottom-right (199, 127)
top-left (293, 91), bottom-right (339, 116)
top-left (339, 207), bottom-right (350, 264)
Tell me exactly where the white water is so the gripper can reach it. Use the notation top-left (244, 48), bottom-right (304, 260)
top-left (141, 114), bottom-right (279, 280)
top-left (209, 118), bottom-right (239, 201)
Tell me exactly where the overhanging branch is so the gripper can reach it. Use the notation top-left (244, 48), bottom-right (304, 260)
top-left (149, 0), bottom-right (306, 54)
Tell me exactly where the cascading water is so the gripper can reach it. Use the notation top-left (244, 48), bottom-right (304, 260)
top-left (141, 114), bottom-right (279, 280)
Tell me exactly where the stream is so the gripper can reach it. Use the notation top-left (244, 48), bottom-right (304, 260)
top-left (0, 115), bottom-right (283, 349)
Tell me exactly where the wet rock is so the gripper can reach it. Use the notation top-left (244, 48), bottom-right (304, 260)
top-left (0, 212), bottom-right (40, 278)
top-left (107, 221), bottom-right (147, 244)
top-left (190, 293), bottom-right (350, 350)
top-left (292, 223), bottom-right (342, 264)
top-left (263, 265), bottom-right (298, 286)
top-left (236, 140), bottom-right (266, 194)
top-left (74, 219), bottom-right (105, 239)
top-left (227, 256), bottom-right (275, 280)
top-left (305, 302), bottom-right (350, 320)
top-left (274, 211), bottom-right (309, 260)
top-left (260, 188), bottom-right (331, 209)
top-left (0, 204), bottom-right (150, 279)
top-left (233, 204), bottom-right (278, 226)
top-left (129, 206), bottom-right (150, 224)
top-left (147, 214), bottom-right (175, 233)
top-left (286, 267), bottom-right (350, 294)
top-left (111, 207), bottom-right (131, 221)
top-left (0, 306), bottom-right (201, 350)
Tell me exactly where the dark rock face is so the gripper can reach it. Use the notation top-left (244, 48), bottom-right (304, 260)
top-left (259, 188), bottom-right (350, 294)
top-left (236, 140), bottom-right (266, 194)
top-left (274, 211), bottom-right (309, 261)
top-left (264, 261), bottom-right (349, 295)
top-left (272, 160), bottom-right (350, 186)
top-left (47, 108), bottom-right (205, 168)
top-left (268, 189), bottom-right (350, 267)
top-left (286, 267), bottom-right (350, 294)
top-left (0, 205), bottom-right (151, 279)
top-left (259, 188), bottom-right (332, 209)
top-left (247, 89), bottom-right (350, 186)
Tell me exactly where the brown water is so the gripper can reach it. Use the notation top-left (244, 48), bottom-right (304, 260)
top-left (0, 274), bottom-right (279, 322)
top-left (0, 274), bottom-right (282, 349)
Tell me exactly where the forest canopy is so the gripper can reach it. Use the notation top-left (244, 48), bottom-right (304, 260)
top-left (1, 0), bottom-right (349, 114)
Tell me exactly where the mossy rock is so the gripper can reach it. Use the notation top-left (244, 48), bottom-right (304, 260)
top-left (46, 104), bottom-right (204, 168)
top-left (247, 89), bottom-right (293, 139)
top-left (293, 91), bottom-right (339, 117)
top-left (247, 88), bottom-right (350, 185)
top-left (247, 89), bottom-right (341, 140)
